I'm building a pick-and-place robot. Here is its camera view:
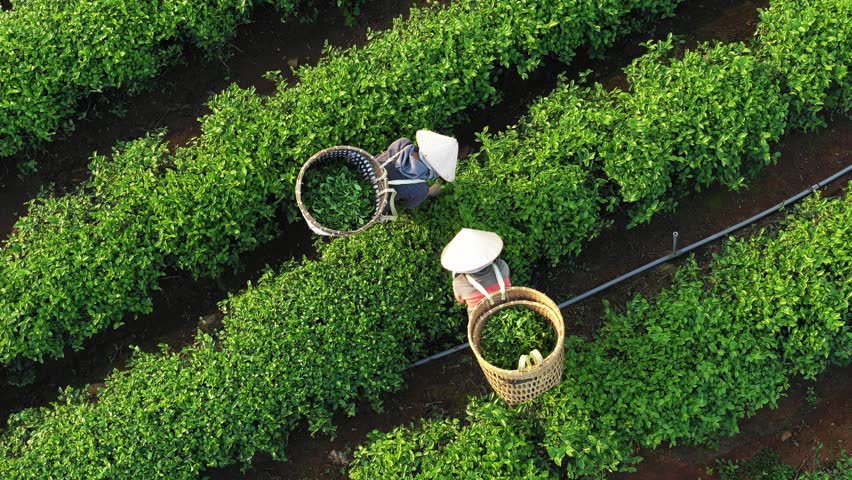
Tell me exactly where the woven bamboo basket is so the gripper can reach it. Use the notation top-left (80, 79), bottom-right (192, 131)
top-left (468, 287), bottom-right (565, 405)
top-left (295, 146), bottom-right (389, 237)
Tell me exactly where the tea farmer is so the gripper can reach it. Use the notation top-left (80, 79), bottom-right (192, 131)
top-left (441, 228), bottom-right (512, 318)
top-left (375, 130), bottom-right (458, 212)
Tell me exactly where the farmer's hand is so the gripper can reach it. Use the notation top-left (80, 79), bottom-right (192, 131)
top-left (428, 183), bottom-right (443, 197)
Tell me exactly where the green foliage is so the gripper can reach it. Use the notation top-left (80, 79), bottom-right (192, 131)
top-left (0, 0), bottom-right (694, 475)
top-left (0, 0), bottom-right (242, 157)
top-left (162, 0), bottom-right (682, 276)
top-left (0, 221), bottom-right (456, 479)
top-left (536, 193), bottom-right (852, 477)
top-left (350, 398), bottom-right (557, 479)
top-left (602, 38), bottom-right (788, 224)
top-left (453, 82), bottom-right (611, 275)
top-left (301, 162), bottom-right (376, 231)
top-left (0, 135), bottom-right (167, 363)
top-left (711, 199), bottom-right (852, 379)
top-left (0, 0), bottom-right (372, 158)
top-left (0, 0), bottom-right (685, 362)
top-left (480, 306), bottom-right (556, 370)
top-left (3, 0), bottom-right (850, 476)
top-left (351, 190), bottom-right (852, 479)
top-left (350, 418), bottom-right (461, 479)
top-left (756, 0), bottom-right (852, 130)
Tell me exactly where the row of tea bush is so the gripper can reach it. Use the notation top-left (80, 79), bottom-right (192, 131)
top-left (350, 187), bottom-right (852, 478)
top-left (0, 0), bottom-right (365, 157)
top-left (0, 0), bottom-right (686, 363)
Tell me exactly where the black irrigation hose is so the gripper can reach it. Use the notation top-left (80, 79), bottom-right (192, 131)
top-left (410, 163), bottom-right (852, 369)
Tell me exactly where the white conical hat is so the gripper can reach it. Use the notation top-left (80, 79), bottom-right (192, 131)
top-left (416, 130), bottom-right (458, 182)
top-left (440, 228), bottom-right (503, 274)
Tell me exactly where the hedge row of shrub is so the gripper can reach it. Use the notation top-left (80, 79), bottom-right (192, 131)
top-left (756, 0), bottom-right (852, 131)
top-left (344, 6), bottom-right (851, 476)
top-left (716, 449), bottom-right (852, 480)
top-left (349, 187), bottom-right (852, 479)
top-left (0, 0), bottom-right (686, 363)
top-left (0, 0), bottom-right (365, 158)
top-left (1, 0), bottom-right (847, 477)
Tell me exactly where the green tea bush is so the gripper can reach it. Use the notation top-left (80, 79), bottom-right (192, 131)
top-left (0, 220), bottom-right (456, 479)
top-left (756, 0), bottom-right (852, 130)
top-left (539, 193), bottom-right (852, 476)
top-left (0, 0), bottom-right (245, 157)
top-left (3, 0), bottom-right (850, 475)
top-left (452, 83), bottom-right (612, 275)
top-left (0, 0), bottom-right (373, 158)
top-left (601, 39), bottom-right (788, 224)
top-left (351, 399), bottom-right (557, 480)
top-left (480, 306), bottom-right (556, 370)
top-left (155, 0), bottom-right (683, 277)
top-left (351, 189), bottom-right (852, 479)
top-left (0, 0), bottom-right (692, 469)
top-left (0, 0), bottom-right (685, 362)
top-left (0, 135), bottom-right (167, 363)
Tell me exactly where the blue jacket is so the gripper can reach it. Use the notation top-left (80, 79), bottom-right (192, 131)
top-left (375, 137), bottom-right (437, 210)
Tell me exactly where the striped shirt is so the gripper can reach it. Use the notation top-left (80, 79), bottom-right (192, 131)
top-left (452, 259), bottom-right (512, 313)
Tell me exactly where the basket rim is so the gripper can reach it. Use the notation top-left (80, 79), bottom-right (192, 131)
top-left (467, 288), bottom-right (566, 378)
top-left (295, 145), bottom-right (389, 237)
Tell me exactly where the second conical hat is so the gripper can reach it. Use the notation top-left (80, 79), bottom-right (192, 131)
top-left (440, 228), bottom-right (503, 274)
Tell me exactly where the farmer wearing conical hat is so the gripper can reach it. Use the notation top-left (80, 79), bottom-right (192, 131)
top-left (375, 130), bottom-right (458, 211)
top-left (441, 228), bottom-right (512, 318)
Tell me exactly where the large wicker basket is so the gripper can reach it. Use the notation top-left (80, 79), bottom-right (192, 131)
top-left (295, 146), bottom-right (389, 237)
top-left (468, 287), bottom-right (565, 405)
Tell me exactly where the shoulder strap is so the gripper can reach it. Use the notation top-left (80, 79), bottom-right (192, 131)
top-left (464, 262), bottom-right (507, 305)
top-left (464, 274), bottom-right (494, 304)
top-left (388, 179), bottom-right (426, 185)
top-left (380, 149), bottom-right (404, 168)
top-left (492, 262), bottom-right (507, 301)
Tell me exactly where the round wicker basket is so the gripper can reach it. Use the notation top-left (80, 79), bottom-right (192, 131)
top-left (468, 287), bottom-right (565, 406)
top-left (295, 146), bottom-right (389, 237)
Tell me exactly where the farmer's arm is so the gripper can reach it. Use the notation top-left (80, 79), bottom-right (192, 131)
top-left (452, 275), bottom-right (470, 304)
